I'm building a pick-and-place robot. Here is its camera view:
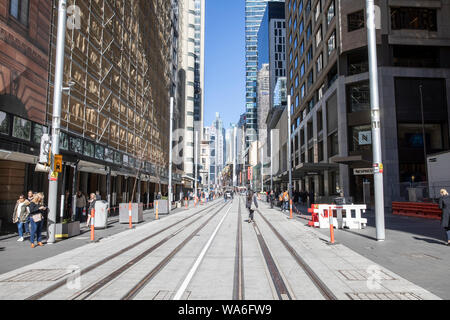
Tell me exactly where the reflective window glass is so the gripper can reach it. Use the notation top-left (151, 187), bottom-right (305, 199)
top-left (12, 116), bottom-right (31, 141)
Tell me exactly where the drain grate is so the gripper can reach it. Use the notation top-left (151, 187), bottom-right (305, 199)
top-left (153, 290), bottom-right (191, 300)
top-left (339, 269), bottom-right (396, 281)
top-left (346, 292), bottom-right (422, 300)
top-left (1, 269), bottom-right (73, 282)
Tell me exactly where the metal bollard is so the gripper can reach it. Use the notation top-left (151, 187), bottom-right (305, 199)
top-left (128, 202), bottom-right (132, 229)
top-left (329, 206), bottom-right (335, 244)
top-left (155, 201), bottom-right (159, 220)
top-left (90, 209), bottom-right (95, 241)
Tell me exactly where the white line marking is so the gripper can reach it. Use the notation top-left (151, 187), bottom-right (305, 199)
top-left (173, 204), bottom-right (233, 300)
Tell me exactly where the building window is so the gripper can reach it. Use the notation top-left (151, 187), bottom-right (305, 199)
top-left (314, 0), bottom-right (321, 21)
top-left (307, 71), bottom-right (314, 88)
top-left (114, 152), bottom-right (122, 165)
top-left (0, 111), bottom-right (10, 135)
top-left (295, 75), bottom-right (299, 88)
top-left (306, 46), bottom-right (313, 65)
top-left (328, 132), bottom-right (339, 157)
top-left (69, 136), bottom-right (83, 154)
top-left (316, 53), bottom-right (323, 73)
top-left (327, 30), bottom-right (336, 56)
top-left (301, 84), bottom-right (306, 99)
top-left (95, 145), bottom-right (105, 160)
top-left (32, 124), bottom-right (47, 145)
top-left (300, 41), bottom-right (305, 56)
top-left (60, 132), bottom-right (68, 150)
top-left (391, 7), bottom-right (437, 31)
top-left (347, 82), bottom-right (371, 112)
top-left (300, 62), bottom-right (305, 78)
top-left (83, 140), bottom-right (95, 158)
top-left (348, 10), bottom-right (365, 32)
top-left (315, 25), bottom-right (322, 47)
top-left (12, 116), bottom-right (31, 141)
top-left (9, 0), bottom-right (29, 26)
top-left (327, 1), bottom-right (335, 25)
top-left (306, 23), bottom-right (312, 41)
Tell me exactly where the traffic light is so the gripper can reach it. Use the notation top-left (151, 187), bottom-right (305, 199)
top-left (39, 134), bottom-right (51, 166)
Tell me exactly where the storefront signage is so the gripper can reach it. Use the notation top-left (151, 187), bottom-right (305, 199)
top-left (354, 168), bottom-right (374, 175)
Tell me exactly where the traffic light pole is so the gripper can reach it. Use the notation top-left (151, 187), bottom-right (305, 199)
top-left (366, 0), bottom-right (386, 241)
top-left (47, 0), bottom-right (67, 244)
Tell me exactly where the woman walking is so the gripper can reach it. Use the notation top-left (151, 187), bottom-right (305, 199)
top-left (13, 195), bottom-right (30, 242)
top-left (29, 193), bottom-right (48, 248)
top-left (246, 190), bottom-right (258, 223)
top-left (86, 193), bottom-right (96, 228)
top-left (439, 189), bottom-right (450, 246)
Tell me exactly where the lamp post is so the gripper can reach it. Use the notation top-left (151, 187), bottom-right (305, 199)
top-left (366, 0), bottom-right (385, 241)
top-left (47, 0), bottom-right (68, 244)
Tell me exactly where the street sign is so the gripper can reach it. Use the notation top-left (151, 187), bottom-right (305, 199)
top-left (54, 154), bottom-right (63, 173)
top-left (354, 168), bottom-right (374, 175)
top-left (49, 171), bottom-right (58, 181)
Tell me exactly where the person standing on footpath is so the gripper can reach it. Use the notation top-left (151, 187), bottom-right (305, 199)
top-left (75, 191), bottom-right (86, 222)
top-left (439, 189), bottom-right (450, 246)
top-left (86, 193), bottom-right (96, 228)
top-left (13, 195), bottom-right (30, 242)
top-left (29, 193), bottom-right (48, 248)
top-left (246, 190), bottom-right (258, 223)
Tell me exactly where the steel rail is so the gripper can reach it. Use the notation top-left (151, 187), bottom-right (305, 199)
top-left (256, 208), bottom-right (338, 300)
top-left (232, 197), bottom-right (244, 300)
top-left (121, 202), bottom-right (233, 300)
top-left (25, 200), bottom-right (221, 300)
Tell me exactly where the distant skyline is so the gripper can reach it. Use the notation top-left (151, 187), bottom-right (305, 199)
top-left (204, 0), bottom-right (245, 129)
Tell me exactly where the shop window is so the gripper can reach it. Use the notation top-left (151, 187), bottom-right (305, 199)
top-left (83, 140), bottom-right (95, 158)
top-left (60, 132), bottom-right (69, 150)
top-left (69, 136), bottom-right (82, 154)
top-left (32, 124), bottom-right (47, 145)
top-left (0, 111), bottom-right (10, 135)
top-left (105, 148), bottom-right (114, 163)
top-left (12, 116), bottom-right (31, 141)
top-left (95, 145), bottom-right (105, 160)
top-left (114, 152), bottom-right (122, 165)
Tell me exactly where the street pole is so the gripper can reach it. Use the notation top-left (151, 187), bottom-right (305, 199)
top-left (47, 0), bottom-right (68, 244)
top-left (270, 130), bottom-right (273, 192)
top-left (366, 0), bottom-right (385, 241)
top-left (233, 126), bottom-right (237, 187)
top-left (261, 145), bottom-right (264, 193)
top-left (419, 85), bottom-right (428, 183)
top-left (168, 97), bottom-right (174, 213)
top-left (287, 95), bottom-right (293, 219)
top-left (194, 130), bottom-right (198, 199)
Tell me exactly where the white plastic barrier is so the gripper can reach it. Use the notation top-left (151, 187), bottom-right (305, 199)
top-left (314, 204), bottom-right (367, 230)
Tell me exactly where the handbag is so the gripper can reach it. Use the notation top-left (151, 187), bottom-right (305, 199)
top-left (32, 213), bottom-right (43, 223)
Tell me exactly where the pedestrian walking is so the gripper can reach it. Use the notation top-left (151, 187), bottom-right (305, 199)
top-left (246, 190), bottom-right (258, 223)
top-left (269, 190), bottom-right (275, 209)
top-left (29, 193), bottom-right (48, 248)
top-left (282, 191), bottom-right (289, 212)
top-left (86, 193), bottom-right (96, 228)
top-left (439, 189), bottom-right (450, 246)
top-left (13, 195), bottom-right (30, 242)
top-left (75, 191), bottom-right (86, 222)
top-left (95, 191), bottom-right (101, 200)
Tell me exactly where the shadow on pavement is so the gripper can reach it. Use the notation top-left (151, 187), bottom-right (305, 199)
top-left (412, 236), bottom-right (447, 245)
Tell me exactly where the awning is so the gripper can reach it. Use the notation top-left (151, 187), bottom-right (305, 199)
top-left (291, 163), bottom-right (339, 179)
top-left (0, 150), bottom-right (38, 164)
top-left (78, 160), bottom-right (108, 175)
top-left (330, 155), bottom-right (372, 168)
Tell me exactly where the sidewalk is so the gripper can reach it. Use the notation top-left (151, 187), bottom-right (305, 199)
top-left (0, 204), bottom-right (193, 275)
top-left (271, 202), bottom-right (450, 299)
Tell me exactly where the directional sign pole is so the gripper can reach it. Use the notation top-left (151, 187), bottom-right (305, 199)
top-left (47, 0), bottom-right (68, 244)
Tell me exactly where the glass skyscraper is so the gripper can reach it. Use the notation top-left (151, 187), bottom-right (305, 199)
top-left (245, 0), bottom-right (284, 146)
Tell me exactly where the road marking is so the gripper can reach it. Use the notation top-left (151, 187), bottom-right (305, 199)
top-left (173, 204), bottom-right (233, 300)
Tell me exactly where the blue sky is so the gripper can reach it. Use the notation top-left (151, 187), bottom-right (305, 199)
top-left (204, 0), bottom-right (245, 130)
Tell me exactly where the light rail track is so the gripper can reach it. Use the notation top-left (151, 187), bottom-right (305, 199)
top-left (232, 197), bottom-right (244, 300)
top-left (25, 200), bottom-right (223, 300)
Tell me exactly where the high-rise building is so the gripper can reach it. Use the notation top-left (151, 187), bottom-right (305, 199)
top-left (180, 0), bottom-right (205, 185)
top-left (257, 64), bottom-right (270, 151)
top-left (245, 0), bottom-right (284, 146)
top-left (286, 0), bottom-right (450, 205)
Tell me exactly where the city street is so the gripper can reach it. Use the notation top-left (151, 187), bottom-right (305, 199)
top-left (0, 197), bottom-right (442, 300)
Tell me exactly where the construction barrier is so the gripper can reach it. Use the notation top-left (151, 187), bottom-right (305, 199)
top-left (392, 202), bottom-right (442, 220)
top-left (308, 204), bottom-right (367, 230)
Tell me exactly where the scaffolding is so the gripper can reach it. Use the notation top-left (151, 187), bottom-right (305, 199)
top-left (46, 0), bottom-right (173, 172)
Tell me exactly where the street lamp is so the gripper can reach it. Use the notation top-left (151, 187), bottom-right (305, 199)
top-left (366, 0), bottom-right (385, 241)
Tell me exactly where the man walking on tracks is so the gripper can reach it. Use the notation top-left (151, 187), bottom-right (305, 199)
top-left (246, 190), bottom-right (258, 223)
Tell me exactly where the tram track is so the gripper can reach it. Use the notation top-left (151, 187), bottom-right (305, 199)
top-left (25, 200), bottom-right (223, 300)
top-left (256, 207), bottom-right (337, 300)
top-left (232, 197), bottom-right (244, 300)
top-left (122, 202), bottom-right (232, 300)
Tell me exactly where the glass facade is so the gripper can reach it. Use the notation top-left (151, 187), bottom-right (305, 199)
top-left (245, 0), bottom-right (284, 145)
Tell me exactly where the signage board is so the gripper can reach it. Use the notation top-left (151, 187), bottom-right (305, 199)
top-left (359, 131), bottom-right (372, 145)
top-left (354, 168), bottom-right (374, 175)
top-left (54, 154), bottom-right (63, 173)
